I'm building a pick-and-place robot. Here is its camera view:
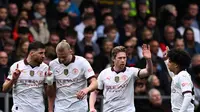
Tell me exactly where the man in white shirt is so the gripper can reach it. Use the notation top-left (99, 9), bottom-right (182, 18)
top-left (89, 44), bottom-right (153, 112)
top-left (47, 40), bottom-right (98, 112)
top-left (2, 41), bottom-right (49, 112)
top-left (74, 13), bottom-right (97, 42)
top-left (167, 49), bottom-right (194, 112)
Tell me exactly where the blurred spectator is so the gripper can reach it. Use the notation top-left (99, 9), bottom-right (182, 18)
top-left (75, 13), bottom-right (97, 42)
top-left (64, 0), bottom-right (80, 22)
top-left (44, 45), bottom-right (56, 65)
top-left (124, 39), bottom-right (139, 67)
top-left (3, 39), bottom-right (15, 66)
top-left (147, 88), bottom-right (169, 112)
top-left (0, 6), bottom-right (8, 21)
top-left (119, 20), bottom-right (137, 45)
top-left (137, 29), bottom-right (163, 59)
top-left (78, 26), bottom-right (100, 56)
top-left (115, 1), bottom-right (134, 31)
top-left (34, 1), bottom-right (56, 29)
top-left (160, 25), bottom-right (180, 50)
top-left (158, 4), bottom-right (177, 29)
top-left (13, 38), bottom-right (29, 62)
top-left (29, 12), bottom-right (50, 44)
top-left (135, 78), bottom-right (149, 112)
top-left (188, 54), bottom-right (200, 112)
top-left (96, 13), bottom-right (119, 42)
top-left (13, 18), bottom-right (34, 42)
top-left (21, 0), bottom-right (33, 19)
top-left (64, 28), bottom-right (81, 55)
top-left (56, 13), bottom-right (71, 40)
top-left (84, 51), bottom-right (94, 67)
top-left (187, 2), bottom-right (200, 30)
top-left (93, 38), bottom-right (113, 74)
top-left (18, 9), bottom-right (29, 20)
top-left (0, 51), bottom-right (8, 90)
top-left (174, 38), bottom-right (185, 50)
top-left (135, 78), bottom-right (148, 95)
top-left (177, 15), bottom-right (200, 44)
top-left (183, 27), bottom-right (200, 57)
top-left (147, 75), bottom-right (165, 95)
top-left (135, 0), bottom-right (151, 28)
top-left (56, 0), bottom-right (66, 13)
top-left (137, 15), bottom-right (161, 42)
top-left (103, 24), bottom-right (119, 45)
top-left (0, 20), bottom-right (6, 28)
top-left (7, 2), bottom-right (18, 28)
top-left (0, 51), bottom-right (8, 111)
top-left (0, 25), bottom-right (12, 41)
top-left (46, 31), bottom-right (60, 48)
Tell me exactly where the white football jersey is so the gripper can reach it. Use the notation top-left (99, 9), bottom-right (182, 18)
top-left (171, 71), bottom-right (195, 112)
top-left (49, 55), bottom-right (95, 112)
top-left (98, 67), bottom-right (140, 112)
top-left (7, 60), bottom-right (48, 112)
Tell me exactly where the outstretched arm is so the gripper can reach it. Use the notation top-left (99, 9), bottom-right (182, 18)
top-left (139, 44), bottom-right (153, 78)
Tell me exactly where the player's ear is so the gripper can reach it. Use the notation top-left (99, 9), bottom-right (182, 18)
top-left (69, 49), bottom-right (73, 54)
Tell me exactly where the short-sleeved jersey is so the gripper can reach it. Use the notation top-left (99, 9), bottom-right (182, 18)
top-left (98, 67), bottom-right (140, 112)
top-left (171, 71), bottom-right (194, 112)
top-left (49, 55), bottom-right (95, 112)
top-left (7, 60), bottom-right (48, 112)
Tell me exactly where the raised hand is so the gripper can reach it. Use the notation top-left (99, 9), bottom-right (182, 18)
top-left (76, 88), bottom-right (89, 100)
top-left (142, 44), bottom-right (151, 59)
top-left (163, 46), bottom-right (169, 61)
top-left (12, 64), bottom-right (22, 80)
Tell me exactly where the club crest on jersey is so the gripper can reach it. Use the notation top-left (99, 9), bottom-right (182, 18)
top-left (115, 76), bottom-right (120, 83)
top-left (30, 70), bottom-right (34, 76)
top-left (64, 69), bottom-right (68, 75)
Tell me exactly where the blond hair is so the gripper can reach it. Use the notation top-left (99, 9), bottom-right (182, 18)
top-left (56, 40), bottom-right (71, 53)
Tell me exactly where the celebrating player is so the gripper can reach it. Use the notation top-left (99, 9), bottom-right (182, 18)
top-left (166, 49), bottom-right (194, 112)
top-left (2, 41), bottom-right (49, 112)
top-left (46, 40), bottom-right (97, 112)
top-left (89, 44), bottom-right (153, 112)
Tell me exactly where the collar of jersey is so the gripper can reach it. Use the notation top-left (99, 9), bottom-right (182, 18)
top-left (111, 66), bottom-right (126, 74)
top-left (59, 55), bottom-right (75, 66)
top-left (24, 59), bottom-right (40, 68)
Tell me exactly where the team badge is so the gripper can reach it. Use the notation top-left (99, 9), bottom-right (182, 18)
top-left (30, 70), bottom-right (34, 76)
top-left (64, 69), bottom-right (68, 75)
top-left (115, 76), bottom-right (120, 83)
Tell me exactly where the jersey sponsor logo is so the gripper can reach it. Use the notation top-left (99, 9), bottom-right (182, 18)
top-left (106, 82), bottom-right (128, 92)
top-left (115, 76), bottom-right (120, 83)
top-left (64, 69), bottom-right (68, 75)
top-left (30, 70), bottom-right (35, 76)
top-left (72, 68), bottom-right (79, 74)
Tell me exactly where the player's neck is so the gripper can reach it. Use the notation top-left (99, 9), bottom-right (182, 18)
top-left (174, 68), bottom-right (181, 75)
top-left (26, 56), bottom-right (39, 67)
top-left (113, 66), bottom-right (124, 72)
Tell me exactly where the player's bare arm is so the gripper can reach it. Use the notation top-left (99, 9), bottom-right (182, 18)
top-left (89, 90), bottom-right (99, 112)
top-left (76, 76), bottom-right (98, 99)
top-left (2, 64), bottom-right (22, 92)
top-left (139, 44), bottom-right (153, 78)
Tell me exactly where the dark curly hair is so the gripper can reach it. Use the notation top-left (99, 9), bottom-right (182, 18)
top-left (167, 49), bottom-right (191, 70)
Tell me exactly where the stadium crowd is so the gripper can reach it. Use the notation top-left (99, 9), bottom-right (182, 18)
top-left (0, 0), bottom-right (200, 112)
